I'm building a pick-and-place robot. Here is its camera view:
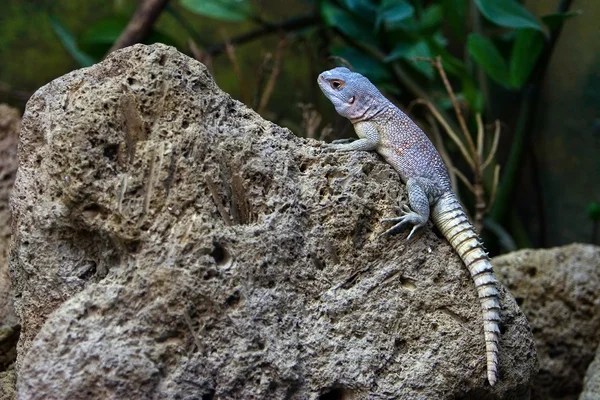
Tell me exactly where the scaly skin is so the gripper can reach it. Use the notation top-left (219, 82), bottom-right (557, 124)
top-left (318, 67), bottom-right (500, 386)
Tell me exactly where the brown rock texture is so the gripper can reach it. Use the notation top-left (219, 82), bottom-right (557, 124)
top-left (0, 104), bottom-right (20, 377)
top-left (494, 244), bottom-right (600, 400)
top-left (10, 43), bottom-right (536, 399)
top-left (0, 364), bottom-right (15, 400)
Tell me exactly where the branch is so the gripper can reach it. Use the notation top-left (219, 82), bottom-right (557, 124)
top-left (431, 56), bottom-right (476, 156)
top-left (205, 14), bottom-right (317, 56)
top-left (106, 0), bottom-right (170, 56)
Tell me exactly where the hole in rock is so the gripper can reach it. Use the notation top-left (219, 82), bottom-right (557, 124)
top-left (103, 144), bottom-right (119, 161)
top-left (77, 261), bottom-right (97, 280)
top-left (515, 297), bottom-right (524, 306)
top-left (210, 242), bottom-right (231, 267)
top-left (81, 203), bottom-right (103, 219)
top-left (319, 387), bottom-right (351, 400)
top-left (225, 290), bottom-right (240, 307)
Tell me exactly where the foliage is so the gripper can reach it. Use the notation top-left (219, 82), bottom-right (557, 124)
top-left (47, 0), bottom-right (580, 251)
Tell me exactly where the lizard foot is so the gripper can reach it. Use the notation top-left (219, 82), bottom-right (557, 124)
top-left (380, 205), bottom-right (427, 240)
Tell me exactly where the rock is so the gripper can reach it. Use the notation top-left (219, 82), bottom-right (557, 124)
top-left (10, 43), bottom-right (537, 399)
top-left (0, 104), bottom-right (20, 373)
top-left (0, 364), bottom-right (15, 400)
top-left (581, 344), bottom-right (600, 400)
top-left (494, 244), bottom-right (600, 400)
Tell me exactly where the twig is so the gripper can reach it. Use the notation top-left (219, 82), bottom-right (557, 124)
top-left (476, 113), bottom-right (484, 161)
top-left (258, 38), bottom-right (286, 114)
top-left (411, 57), bottom-right (502, 232)
top-left (221, 31), bottom-right (250, 105)
top-left (481, 120), bottom-right (500, 170)
top-left (188, 38), bottom-right (213, 73)
top-left (106, 0), bottom-right (170, 56)
top-left (415, 56), bottom-right (477, 156)
top-left (165, 4), bottom-right (209, 47)
top-left (486, 165), bottom-right (500, 212)
top-left (435, 57), bottom-right (476, 155)
top-left (299, 103), bottom-right (323, 139)
top-left (205, 14), bottom-right (317, 56)
top-left (452, 167), bottom-right (475, 193)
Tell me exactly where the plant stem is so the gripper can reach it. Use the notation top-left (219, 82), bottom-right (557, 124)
top-left (490, 0), bottom-right (573, 227)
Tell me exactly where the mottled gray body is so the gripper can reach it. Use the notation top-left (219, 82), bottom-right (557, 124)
top-left (318, 67), bottom-right (500, 386)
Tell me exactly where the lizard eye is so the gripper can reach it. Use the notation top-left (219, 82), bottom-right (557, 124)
top-left (330, 79), bottom-right (344, 90)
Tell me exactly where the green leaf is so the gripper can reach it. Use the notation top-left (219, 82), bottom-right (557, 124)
top-left (341, 0), bottom-right (377, 20)
top-left (404, 40), bottom-right (434, 79)
top-left (474, 0), bottom-right (543, 32)
top-left (321, 2), bottom-right (376, 45)
top-left (376, 0), bottom-right (414, 30)
top-left (509, 29), bottom-right (544, 88)
top-left (49, 15), bottom-right (96, 67)
top-left (331, 46), bottom-right (392, 84)
top-left (384, 42), bottom-right (414, 62)
top-left (180, 0), bottom-right (251, 22)
top-left (467, 33), bottom-right (510, 87)
top-left (419, 4), bottom-right (443, 32)
top-left (385, 40), bottom-right (434, 80)
top-left (541, 10), bottom-right (581, 30)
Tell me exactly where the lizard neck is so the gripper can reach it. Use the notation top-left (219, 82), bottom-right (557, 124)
top-left (348, 97), bottom-right (393, 125)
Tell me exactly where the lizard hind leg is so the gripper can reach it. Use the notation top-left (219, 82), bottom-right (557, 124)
top-left (380, 178), bottom-right (430, 240)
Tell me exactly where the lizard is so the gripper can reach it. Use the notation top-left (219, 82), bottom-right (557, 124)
top-left (317, 67), bottom-right (501, 386)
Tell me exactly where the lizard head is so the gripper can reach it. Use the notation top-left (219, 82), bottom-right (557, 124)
top-left (317, 67), bottom-right (385, 121)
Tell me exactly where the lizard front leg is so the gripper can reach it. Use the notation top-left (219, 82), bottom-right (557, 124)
top-left (326, 138), bottom-right (378, 151)
top-left (381, 178), bottom-right (432, 240)
top-left (326, 121), bottom-right (380, 152)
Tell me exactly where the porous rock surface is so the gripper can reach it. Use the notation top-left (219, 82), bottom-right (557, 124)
top-left (494, 244), bottom-right (600, 400)
top-left (10, 44), bottom-right (536, 399)
top-left (0, 105), bottom-right (20, 329)
top-left (580, 344), bottom-right (600, 400)
top-left (0, 104), bottom-right (20, 378)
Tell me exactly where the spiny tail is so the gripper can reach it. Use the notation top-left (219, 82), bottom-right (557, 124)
top-left (432, 193), bottom-right (500, 386)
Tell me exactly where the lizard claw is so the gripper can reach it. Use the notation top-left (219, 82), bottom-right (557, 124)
top-left (380, 206), bottom-right (426, 240)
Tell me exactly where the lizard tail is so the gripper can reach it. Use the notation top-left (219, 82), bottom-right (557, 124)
top-left (432, 193), bottom-right (500, 386)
